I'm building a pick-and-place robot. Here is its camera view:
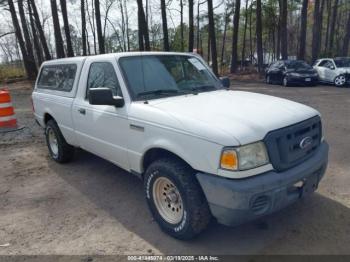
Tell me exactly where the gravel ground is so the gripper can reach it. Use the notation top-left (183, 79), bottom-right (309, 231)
top-left (0, 80), bottom-right (349, 256)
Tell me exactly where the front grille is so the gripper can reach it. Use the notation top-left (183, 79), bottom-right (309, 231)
top-left (264, 116), bottom-right (322, 172)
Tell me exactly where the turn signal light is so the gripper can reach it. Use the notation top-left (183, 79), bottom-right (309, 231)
top-left (220, 150), bottom-right (238, 170)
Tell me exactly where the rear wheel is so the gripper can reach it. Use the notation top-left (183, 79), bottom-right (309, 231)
top-left (144, 157), bottom-right (211, 239)
top-left (45, 120), bottom-right (74, 163)
top-left (334, 75), bottom-right (346, 87)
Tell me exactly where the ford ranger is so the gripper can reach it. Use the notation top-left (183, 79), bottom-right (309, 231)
top-left (32, 52), bottom-right (329, 239)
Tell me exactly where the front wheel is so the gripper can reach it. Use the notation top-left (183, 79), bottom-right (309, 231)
top-left (334, 75), bottom-right (347, 87)
top-left (144, 158), bottom-right (211, 239)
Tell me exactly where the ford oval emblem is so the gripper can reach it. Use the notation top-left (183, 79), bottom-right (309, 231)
top-left (300, 136), bottom-right (313, 149)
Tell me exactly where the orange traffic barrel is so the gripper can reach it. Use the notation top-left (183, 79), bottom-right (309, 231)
top-left (0, 89), bottom-right (20, 132)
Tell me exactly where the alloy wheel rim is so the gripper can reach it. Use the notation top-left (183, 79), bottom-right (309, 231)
top-left (335, 76), bottom-right (346, 86)
top-left (152, 176), bottom-right (184, 224)
top-left (48, 128), bottom-right (59, 157)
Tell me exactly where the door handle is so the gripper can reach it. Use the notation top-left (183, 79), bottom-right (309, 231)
top-left (78, 108), bottom-right (86, 115)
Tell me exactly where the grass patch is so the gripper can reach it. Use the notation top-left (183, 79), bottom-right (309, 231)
top-left (0, 64), bottom-right (26, 83)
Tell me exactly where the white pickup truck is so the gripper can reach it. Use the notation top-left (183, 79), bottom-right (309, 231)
top-left (32, 52), bottom-right (328, 239)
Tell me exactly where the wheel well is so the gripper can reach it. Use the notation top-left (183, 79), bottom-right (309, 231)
top-left (142, 148), bottom-right (192, 173)
top-left (44, 113), bottom-right (54, 125)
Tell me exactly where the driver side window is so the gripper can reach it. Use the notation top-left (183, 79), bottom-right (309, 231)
top-left (87, 62), bottom-right (122, 98)
top-left (319, 60), bottom-right (334, 69)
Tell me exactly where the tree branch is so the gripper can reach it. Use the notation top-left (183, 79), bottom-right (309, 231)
top-left (0, 32), bottom-right (15, 39)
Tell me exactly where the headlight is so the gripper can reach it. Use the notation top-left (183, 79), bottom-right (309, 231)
top-left (220, 142), bottom-right (269, 171)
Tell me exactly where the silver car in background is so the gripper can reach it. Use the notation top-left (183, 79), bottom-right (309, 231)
top-left (313, 57), bottom-right (350, 87)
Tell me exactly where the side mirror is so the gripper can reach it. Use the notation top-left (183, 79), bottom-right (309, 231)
top-left (330, 66), bottom-right (335, 70)
top-left (89, 88), bottom-right (124, 107)
top-left (220, 77), bottom-right (230, 88)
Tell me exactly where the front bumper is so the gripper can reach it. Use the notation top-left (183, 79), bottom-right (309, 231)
top-left (287, 75), bottom-right (318, 85)
top-left (196, 142), bottom-right (329, 226)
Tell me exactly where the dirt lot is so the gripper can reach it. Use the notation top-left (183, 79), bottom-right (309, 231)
top-left (0, 80), bottom-right (350, 255)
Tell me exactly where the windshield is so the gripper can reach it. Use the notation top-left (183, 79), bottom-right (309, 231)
top-left (119, 55), bottom-right (222, 100)
top-left (285, 60), bottom-right (312, 70)
top-left (334, 58), bottom-right (350, 68)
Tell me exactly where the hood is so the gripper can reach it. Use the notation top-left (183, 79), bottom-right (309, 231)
top-left (144, 90), bottom-right (319, 145)
top-left (337, 67), bottom-right (350, 74)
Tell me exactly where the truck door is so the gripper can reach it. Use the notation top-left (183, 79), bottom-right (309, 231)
top-left (72, 58), bottom-right (130, 170)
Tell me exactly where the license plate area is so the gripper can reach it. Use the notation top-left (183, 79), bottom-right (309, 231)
top-left (287, 175), bottom-right (319, 198)
top-left (305, 78), bottom-right (311, 81)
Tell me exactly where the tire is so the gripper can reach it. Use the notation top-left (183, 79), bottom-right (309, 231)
top-left (45, 119), bottom-right (74, 163)
top-left (282, 76), bottom-right (289, 87)
top-left (334, 75), bottom-right (346, 87)
top-left (144, 157), bottom-right (211, 240)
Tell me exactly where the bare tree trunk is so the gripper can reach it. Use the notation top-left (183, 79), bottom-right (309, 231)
top-left (81, 0), bottom-right (87, 56)
top-left (118, 0), bottom-right (127, 51)
top-left (188, 0), bottom-right (194, 52)
top-left (142, 2), bottom-right (150, 51)
top-left (318, 0), bottom-right (326, 52)
top-left (312, 0), bottom-right (322, 62)
top-left (220, 9), bottom-right (229, 68)
top-left (86, 0), bottom-right (97, 54)
top-left (328, 0), bottom-right (339, 56)
top-left (230, 0), bottom-right (240, 73)
top-left (324, 0), bottom-right (332, 54)
top-left (298, 0), bottom-right (308, 60)
top-left (241, 0), bottom-right (249, 68)
top-left (136, 0), bottom-right (150, 51)
top-left (256, 0), bottom-right (263, 73)
top-left (280, 0), bottom-right (288, 60)
top-left (160, 0), bottom-right (169, 51)
top-left (28, 0), bottom-right (51, 60)
top-left (249, 1), bottom-right (253, 63)
top-left (196, 0), bottom-right (200, 50)
top-left (50, 0), bottom-right (65, 58)
top-left (60, 0), bottom-right (74, 57)
top-left (28, 0), bottom-right (43, 66)
top-left (7, 0), bottom-right (37, 79)
top-left (180, 0), bottom-right (184, 52)
top-left (207, 0), bottom-right (218, 76)
top-left (207, 36), bottom-right (210, 63)
top-left (276, 19), bottom-right (281, 59)
top-left (103, 1), bottom-right (114, 39)
top-left (137, 1), bottom-right (144, 51)
top-left (124, 0), bottom-right (130, 51)
top-left (318, 0), bottom-right (326, 54)
top-left (86, 28), bottom-right (91, 55)
top-left (18, 0), bottom-right (37, 70)
top-left (343, 11), bottom-right (350, 56)
top-left (94, 0), bottom-right (105, 54)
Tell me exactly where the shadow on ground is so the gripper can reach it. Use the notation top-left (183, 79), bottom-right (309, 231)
top-left (51, 149), bottom-right (350, 255)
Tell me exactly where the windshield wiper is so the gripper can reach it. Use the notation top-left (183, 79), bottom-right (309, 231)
top-left (137, 89), bottom-right (181, 98)
top-left (189, 85), bottom-right (216, 92)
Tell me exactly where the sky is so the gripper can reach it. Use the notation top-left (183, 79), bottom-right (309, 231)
top-left (0, 0), bottom-right (229, 62)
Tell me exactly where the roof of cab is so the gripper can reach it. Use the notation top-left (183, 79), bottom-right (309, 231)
top-left (41, 51), bottom-right (198, 66)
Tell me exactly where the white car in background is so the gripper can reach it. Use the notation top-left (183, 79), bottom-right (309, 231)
top-left (313, 57), bottom-right (350, 87)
